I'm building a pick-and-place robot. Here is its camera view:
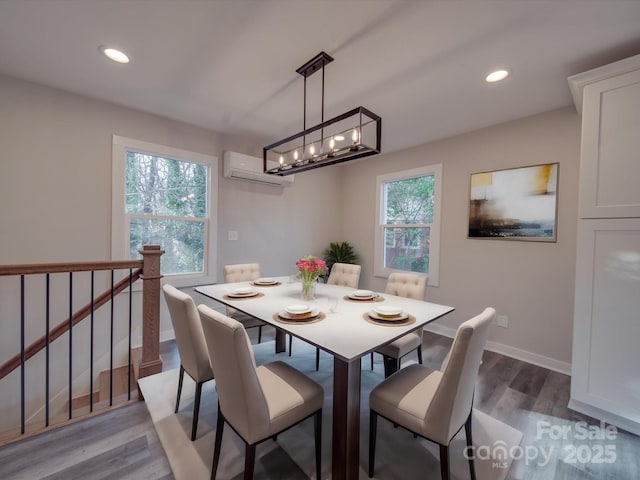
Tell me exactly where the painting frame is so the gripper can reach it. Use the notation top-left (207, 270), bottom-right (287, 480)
top-left (468, 162), bottom-right (559, 242)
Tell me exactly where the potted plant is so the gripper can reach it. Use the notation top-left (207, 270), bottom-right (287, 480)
top-left (323, 241), bottom-right (359, 280)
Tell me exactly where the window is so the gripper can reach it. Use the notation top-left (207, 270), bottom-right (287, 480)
top-left (112, 136), bottom-right (218, 285)
top-left (374, 164), bottom-right (442, 286)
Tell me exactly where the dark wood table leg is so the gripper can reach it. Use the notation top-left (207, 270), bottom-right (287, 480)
top-left (332, 357), bottom-right (361, 480)
top-left (275, 328), bottom-right (286, 353)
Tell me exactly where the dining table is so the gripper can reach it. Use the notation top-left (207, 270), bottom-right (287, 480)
top-left (195, 277), bottom-right (454, 480)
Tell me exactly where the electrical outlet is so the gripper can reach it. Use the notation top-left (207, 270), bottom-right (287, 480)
top-left (228, 230), bottom-right (238, 241)
top-left (496, 315), bottom-right (509, 328)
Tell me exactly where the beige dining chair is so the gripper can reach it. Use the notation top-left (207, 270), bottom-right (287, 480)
top-left (198, 304), bottom-right (324, 480)
top-left (162, 284), bottom-right (214, 441)
top-left (223, 263), bottom-right (267, 343)
top-left (326, 262), bottom-right (361, 287)
top-left (373, 272), bottom-right (428, 376)
top-left (290, 262), bottom-right (362, 370)
top-left (369, 307), bottom-right (495, 480)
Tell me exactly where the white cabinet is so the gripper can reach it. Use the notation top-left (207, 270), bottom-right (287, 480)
top-left (569, 56), bottom-right (640, 435)
top-left (572, 219), bottom-right (640, 431)
top-left (579, 69), bottom-right (640, 218)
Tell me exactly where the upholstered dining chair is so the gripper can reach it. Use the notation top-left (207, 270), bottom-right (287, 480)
top-left (289, 262), bottom-right (362, 370)
top-left (326, 262), bottom-right (362, 287)
top-left (369, 307), bottom-right (495, 480)
top-left (373, 272), bottom-right (428, 377)
top-left (223, 263), bottom-right (267, 343)
top-left (162, 284), bottom-right (214, 441)
top-left (198, 304), bottom-right (324, 480)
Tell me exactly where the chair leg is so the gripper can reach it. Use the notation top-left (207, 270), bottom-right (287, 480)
top-left (417, 345), bottom-right (423, 364)
top-left (439, 444), bottom-right (450, 480)
top-left (288, 335), bottom-right (293, 356)
top-left (383, 356), bottom-right (399, 378)
top-left (368, 411), bottom-right (378, 478)
top-left (244, 443), bottom-right (256, 480)
top-left (175, 365), bottom-right (185, 413)
top-left (258, 325), bottom-right (262, 343)
top-left (314, 410), bottom-right (322, 479)
top-left (191, 381), bottom-right (203, 441)
top-left (211, 405), bottom-right (225, 480)
top-left (315, 348), bottom-right (320, 371)
top-left (465, 411), bottom-right (476, 480)
top-left (370, 352), bottom-right (374, 370)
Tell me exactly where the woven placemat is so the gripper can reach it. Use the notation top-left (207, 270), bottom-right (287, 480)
top-left (363, 312), bottom-right (416, 327)
top-left (223, 292), bottom-right (265, 301)
top-left (273, 311), bottom-right (326, 325)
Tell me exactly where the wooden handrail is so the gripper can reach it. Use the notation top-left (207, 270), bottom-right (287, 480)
top-left (0, 260), bottom-right (144, 276)
top-left (0, 269), bottom-right (142, 381)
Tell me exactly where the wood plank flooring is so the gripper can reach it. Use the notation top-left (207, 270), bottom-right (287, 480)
top-left (1, 326), bottom-right (638, 479)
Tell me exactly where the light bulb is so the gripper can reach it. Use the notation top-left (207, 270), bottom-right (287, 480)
top-left (279, 155), bottom-right (284, 165)
top-left (293, 149), bottom-right (299, 161)
top-left (334, 135), bottom-right (344, 141)
top-left (352, 128), bottom-right (359, 144)
top-left (310, 144), bottom-right (315, 156)
top-left (329, 138), bottom-right (335, 150)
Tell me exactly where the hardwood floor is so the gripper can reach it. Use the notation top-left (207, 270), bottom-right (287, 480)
top-left (1, 326), bottom-right (638, 479)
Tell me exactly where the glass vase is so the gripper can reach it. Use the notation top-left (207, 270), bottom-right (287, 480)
top-left (301, 279), bottom-right (317, 301)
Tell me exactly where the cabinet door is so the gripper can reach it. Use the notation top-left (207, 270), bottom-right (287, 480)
top-left (579, 69), bottom-right (640, 218)
top-left (572, 219), bottom-right (640, 423)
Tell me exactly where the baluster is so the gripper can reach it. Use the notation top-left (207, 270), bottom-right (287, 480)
top-left (68, 272), bottom-right (73, 420)
top-left (20, 275), bottom-right (25, 434)
top-left (90, 271), bottom-right (94, 413)
top-left (46, 273), bottom-right (50, 426)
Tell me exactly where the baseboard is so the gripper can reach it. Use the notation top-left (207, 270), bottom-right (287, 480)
top-left (568, 398), bottom-right (640, 437)
top-left (423, 323), bottom-right (572, 375)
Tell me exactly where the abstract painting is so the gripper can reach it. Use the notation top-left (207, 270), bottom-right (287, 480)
top-left (468, 163), bottom-right (558, 241)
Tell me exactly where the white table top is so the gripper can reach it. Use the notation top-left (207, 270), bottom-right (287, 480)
top-left (195, 278), bottom-right (454, 362)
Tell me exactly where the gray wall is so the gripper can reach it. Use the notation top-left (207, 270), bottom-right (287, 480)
top-left (1, 74), bottom-right (580, 375)
top-left (340, 107), bottom-right (580, 369)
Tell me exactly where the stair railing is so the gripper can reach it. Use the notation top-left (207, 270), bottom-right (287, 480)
top-left (0, 245), bottom-right (164, 440)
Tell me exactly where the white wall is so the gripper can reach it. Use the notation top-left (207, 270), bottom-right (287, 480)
top-left (0, 73), bottom-right (581, 402)
top-left (340, 107), bottom-right (580, 370)
top-left (0, 74), bottom-right (340, 427)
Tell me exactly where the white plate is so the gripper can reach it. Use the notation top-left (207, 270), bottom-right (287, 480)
top-left (374, 305), bottom-right (402, 316)
top-left (285, 304), bottom-right (312, 315)
top-left (234, 287), bottom-right (255, 295)
top-left (352, 289), bottom-right (373, 298)
top-left (227, 289), bottom-right (258, 298)
top-left (347, 293), bottom-right (376, 300)
top-left (279, 308), bottom-right (320, 321)
top-left (255, 277), bottom-right (276, 284)
top-left (368, 310), bottom-right (409, 322)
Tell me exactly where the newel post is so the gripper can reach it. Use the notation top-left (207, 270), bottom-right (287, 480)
top-left (138, 245), bottom-right (164, 378)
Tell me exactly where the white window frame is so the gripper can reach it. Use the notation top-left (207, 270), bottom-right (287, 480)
top-left (112, 135), bottom-right (218, 288)
top-left (374, 164), bottom-right (442, 286)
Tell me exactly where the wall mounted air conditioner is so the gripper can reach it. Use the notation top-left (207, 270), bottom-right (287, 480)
top-left (223, 151), bottom-right (294, 187)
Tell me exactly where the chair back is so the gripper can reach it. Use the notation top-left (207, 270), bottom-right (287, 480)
top-left (424, 307), bottom-right (495, 443)
top-left (223, 263), bottom-right (260, 282)
top-left (223, 263), bottom-right (261, 317)
top-left (197, 304), bottom-right (270, 442)
top-left (327, 263), bottom-right (361, 288)
top-left (162, 284), bottom-right (213, 381)
top-left (385, 272), bottom-right (427, 300)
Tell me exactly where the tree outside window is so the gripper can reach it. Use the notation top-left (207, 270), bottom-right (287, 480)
top-left (125, 151), bottom-right (208, 276)
top-left (382, 175), bottom-right (434, 274)
top-left (375, 164), bottom-right (442, 285)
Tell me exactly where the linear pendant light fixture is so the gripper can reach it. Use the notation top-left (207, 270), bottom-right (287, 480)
top-left (264, 51), bottom-right (381, 176)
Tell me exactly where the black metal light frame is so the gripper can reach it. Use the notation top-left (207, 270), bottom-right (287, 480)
top-left (264, 52), bottom-right (382, 176)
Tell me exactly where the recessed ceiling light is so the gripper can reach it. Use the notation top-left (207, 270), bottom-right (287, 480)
top-left (99, 45), bottom-right (130, 64)
top-left (485, 70), bottom-right (509, 83)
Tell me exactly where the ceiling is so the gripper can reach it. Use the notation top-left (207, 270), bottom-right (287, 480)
top-left (1, 0), bottom-right (639, 154)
